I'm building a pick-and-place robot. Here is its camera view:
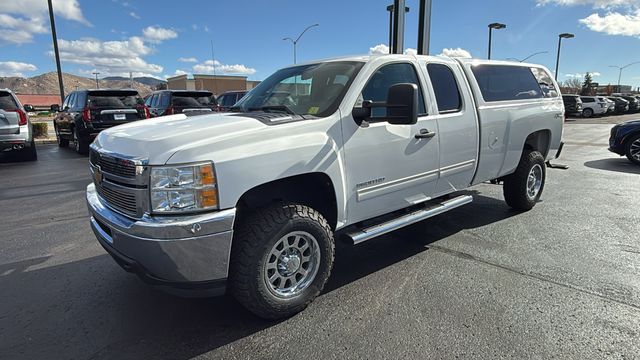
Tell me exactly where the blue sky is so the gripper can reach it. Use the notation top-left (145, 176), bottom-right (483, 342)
top-left (1, 0), bottom-right (640, 88)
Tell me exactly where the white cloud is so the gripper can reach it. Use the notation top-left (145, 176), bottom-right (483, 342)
top-left (565, 72), bottom-right (601, 78)
top-left (536, 0), bottom-right (640, 9)
top-left (164, 69), bottom-right (188, 79)
top-left (192, 59), bottom-right (256, 75)
top-left (0, 0), bottom-right (90, 25)
top-left (580, 9), bottom-right (640, 36)
top-left (142, 26), bottom-right (178, 43)
top-left (191, 24), bottom-right (198, 30)
top-left (440, 47), bottom-right (472, 58)
top-left (404, 48), bottom-right (417, 55)
top-left (55, 36), bottom-right (163, 75)
top-left (178, 57), bottom-right (198, 63)
top-left (0, 61), bottom-right (37, 77)
top-left (0, 0), bottom-right (90, 45)
top-left (129, 12), bottom-right (140, 19)
top-left (369, 44), bottom-right (389, 55)
top-left (204, 25), bottom-right (210, 32)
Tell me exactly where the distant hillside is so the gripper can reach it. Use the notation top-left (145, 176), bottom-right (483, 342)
top-left (103, 76), bottom-right (166, 87)
top-left (0, 72), bottom-right (154, 97)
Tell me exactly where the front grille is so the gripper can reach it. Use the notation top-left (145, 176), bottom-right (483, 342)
top-left (96, 184), bottom-right (138, 217)
top-left (90, 149), bottom-right (136, 178)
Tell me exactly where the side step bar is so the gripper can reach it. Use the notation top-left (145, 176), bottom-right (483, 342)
top-left (346, 195), bottom-right (473, 245)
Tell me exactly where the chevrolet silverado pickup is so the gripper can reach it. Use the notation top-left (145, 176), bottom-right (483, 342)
top-left (86, 54), bottom-right (564, 319)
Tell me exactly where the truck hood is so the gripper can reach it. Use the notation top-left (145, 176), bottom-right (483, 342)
top-left (93, 113), bottom-right (267, 164)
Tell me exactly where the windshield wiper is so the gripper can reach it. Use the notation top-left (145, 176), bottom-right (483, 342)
top-left (248, 105), bottom-right (296, 115)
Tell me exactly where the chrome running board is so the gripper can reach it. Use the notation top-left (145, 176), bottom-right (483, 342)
top-left (346, 195), bottom-right (473, 245)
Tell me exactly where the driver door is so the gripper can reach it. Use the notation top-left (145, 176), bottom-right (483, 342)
top-left (341, 62), bottom-right (440, 223)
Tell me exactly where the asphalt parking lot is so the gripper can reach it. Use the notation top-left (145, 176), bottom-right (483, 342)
top-left (1, 119), bottom-right (639, 359)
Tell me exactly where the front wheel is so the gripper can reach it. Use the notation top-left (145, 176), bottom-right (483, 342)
top-left (503, 150), bottom-right (546, 211)
top-left (582, 108), bottom-right (593, 118)
top-left (229, 203), bottom-right (335, 319)
top-left (625, 133), bottom-right (640, 165)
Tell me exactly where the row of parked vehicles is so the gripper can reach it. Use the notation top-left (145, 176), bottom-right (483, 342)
top-left (562, 94), bottom-right (640, 118)
top-left (53, 88), bottom-right (247, 155)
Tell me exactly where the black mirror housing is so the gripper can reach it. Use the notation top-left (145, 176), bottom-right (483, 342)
top-left (386, 83), bottom-right (418, 125)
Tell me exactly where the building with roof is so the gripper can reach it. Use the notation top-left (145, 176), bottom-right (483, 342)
top-left (15, 94), bottom-right (61, 110)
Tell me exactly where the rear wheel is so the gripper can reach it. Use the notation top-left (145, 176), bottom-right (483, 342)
top-left (55, 125), bottom-right (68, 148)
top-left (582, 108), bottom-right (593, 118)
top-left (625, 133), bottom-right (640, 165)
top-left (73, 127), bottom-right (89, 155)
top-left (503, 150), bottom-right (546, 211)
top-left (229, 203), bottom-right (335, 319)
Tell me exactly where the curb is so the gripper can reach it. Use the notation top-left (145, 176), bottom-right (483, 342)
top-left (35, 138), bottom-right (57, 145)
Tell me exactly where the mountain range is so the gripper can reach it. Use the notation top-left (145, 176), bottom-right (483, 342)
top-left (0, 72), bottom-right (163, 97)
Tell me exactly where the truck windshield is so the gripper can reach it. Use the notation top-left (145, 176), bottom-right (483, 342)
top-left (233, 61), bottom-right (364, 117)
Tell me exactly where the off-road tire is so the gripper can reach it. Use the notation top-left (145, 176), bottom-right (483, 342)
top-left (55, 125), bottom-right (69, 147)
top-left (229, 203), bottom-right (335, 319)
top-left (624, 133), bottom-right (640, 165)
top-left (73, 127), bottom-right (89, 155)
top-left (503, 150), bottom-right (546, 211)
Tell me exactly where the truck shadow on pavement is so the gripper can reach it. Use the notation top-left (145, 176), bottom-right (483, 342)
top-left (0, 192), bottom-right (519, 360)
top-left (583, 158), bottom-right (640, 175)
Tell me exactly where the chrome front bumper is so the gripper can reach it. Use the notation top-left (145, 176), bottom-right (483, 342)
top-left (86, 183), bottom-right (235, 295)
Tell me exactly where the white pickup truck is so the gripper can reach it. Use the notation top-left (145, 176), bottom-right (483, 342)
top-left (86, 54), bottom-right (564, 319)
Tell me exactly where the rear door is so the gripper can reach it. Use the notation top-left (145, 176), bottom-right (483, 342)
top-left (420, 60), bottom-right (478, 195)
top-left (0, 92), bottom-right (21, 135)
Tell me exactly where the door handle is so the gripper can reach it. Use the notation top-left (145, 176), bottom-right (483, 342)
top-left (415, 128), bottom-right (436, 139)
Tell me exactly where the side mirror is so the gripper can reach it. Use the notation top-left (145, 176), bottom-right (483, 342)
top-left (386, 83), bottom-right (418, 125)
top-left (50, 104), bottom-right (60, 112)
top-left (351, 83), bottom-right (419, 125)
top-left (24, 104), bottom-right (34, 112)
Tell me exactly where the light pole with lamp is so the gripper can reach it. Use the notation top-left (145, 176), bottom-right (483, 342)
top-left (283, 24), bottom-right (319, 64)
top-left (608, 62), bottom-right (640, 89)
top-left (487, 22), bottom-right (506, 60)
top-left (554, 33), bottom-right (574, 80)
top-left (92, 71), bottom-right (100, 89)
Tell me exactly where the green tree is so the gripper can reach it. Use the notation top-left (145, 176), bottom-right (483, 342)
top-left (580, 72), bottom-right (593, 95)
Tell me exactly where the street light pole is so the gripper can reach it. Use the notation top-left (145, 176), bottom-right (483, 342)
top-left (487, 23), bottom-right (506, 60)
top-left (608, 62), bottom-right (640, 88)
top-left (555, 33), bottom-right (574, 81)
top-left (47, 0), bottom-right (65, 105)
top-left (92, 71), bottom-right (100, 89)
top-left (283, 24), bottom-right (319, 64)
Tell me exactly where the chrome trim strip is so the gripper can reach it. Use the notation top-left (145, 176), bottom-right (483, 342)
top-left (100, 109), bottom-right (138, 114)
top-left (90, 216), bottom-right (113, 244)
top-left (347, 195), bottom-right (473, 245)
top-left (440, 159), bottom-right (476, 177)
top-left (357, 169), bottom-right (439, 202)
top-left (90, 143), bottom-right (149, 166)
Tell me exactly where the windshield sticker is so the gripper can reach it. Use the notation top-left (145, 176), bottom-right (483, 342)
top-left (308, 106), bottom-right (319, 115)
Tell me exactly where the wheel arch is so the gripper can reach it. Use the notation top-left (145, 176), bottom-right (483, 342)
top-left (235, 172), bottom-right (339, 231)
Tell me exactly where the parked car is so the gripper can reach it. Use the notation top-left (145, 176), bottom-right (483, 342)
top-left (619, 95), bottom-right (640, 113)
top-left (598, 97), bottom-right (615, 114)
top-left (0, 89), bottom-right (37, 161)
top-left (609, 120), bottom-right (640, 165)
top-left (54, 89), bottom-right (150, 154)
top-left (562, 94), bottom-right (582, 117)
top-left (216, 90), bottom-right (248, 111)
top-left (579, 96), bottom-right (607, 117)
top-left (87, 55), bottom-right (564, 319)
top-left (145, 90), bottom-right (218, 117)
top-left (607, 96), bottom-right (629, 114)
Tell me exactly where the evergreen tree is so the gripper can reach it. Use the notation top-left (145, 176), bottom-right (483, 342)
top-left (581, 72), bottom-right (593, 95)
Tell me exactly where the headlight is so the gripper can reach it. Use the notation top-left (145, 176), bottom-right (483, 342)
top-left (150, 162), bottom-right (218, 213)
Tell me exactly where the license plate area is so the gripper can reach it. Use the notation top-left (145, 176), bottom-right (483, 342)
top-left (114, 113), bottom-right (126, 120)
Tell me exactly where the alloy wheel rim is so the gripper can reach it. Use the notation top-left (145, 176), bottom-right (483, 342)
top-left (526, 164), bottom-right (543, 200)
top-left (263, 231), bottom-right (320, 298)
top-left (630, 138), bottom-right (640, 161)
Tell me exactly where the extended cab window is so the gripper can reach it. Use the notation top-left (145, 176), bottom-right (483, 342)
top-left (530, 67), bottom-right (558, 98)
top-left (427, 63), bottom-right (461, 113)
top-left (471, 65), bottom-right (542, 102)
top-left (360, 63), bottom-right (427, 118)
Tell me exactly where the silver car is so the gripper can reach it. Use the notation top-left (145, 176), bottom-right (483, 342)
top-left (0, 89), bottom-right (37, 161)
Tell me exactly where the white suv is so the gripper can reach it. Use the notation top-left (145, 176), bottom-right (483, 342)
top-left (580, 96), bottom-right (607, 117)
